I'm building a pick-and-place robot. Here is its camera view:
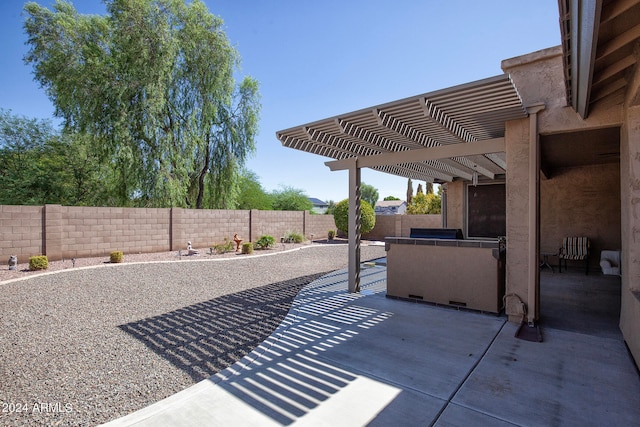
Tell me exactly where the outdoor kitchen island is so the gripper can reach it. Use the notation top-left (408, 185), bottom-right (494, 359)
top-left (385, 234), bottom-right (505, 314)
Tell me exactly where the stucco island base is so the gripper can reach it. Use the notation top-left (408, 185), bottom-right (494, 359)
top-left (385, 238), bottom-right (505, 314)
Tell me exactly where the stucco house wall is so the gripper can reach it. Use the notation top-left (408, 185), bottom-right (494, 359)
top-left (501, 46), bottom-right (639, 368)
top-left (444, 181), bottom-right (464, 231)
top-left (620, 103), bottom-right (640, 368)
top-left (540, 163), bottom-right (621, 264)
top-left (504, 116), bottom-right (531, 322)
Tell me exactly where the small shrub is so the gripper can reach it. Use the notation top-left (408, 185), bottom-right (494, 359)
top-left (328, 229), bottom-right (336, 240)
top-left (213, 239), bottom-right (235, 254)
top-left (242, 242), bottom-right (254, 254)
top-left (284, 231), bottom-right (305, 243)
top-left (255, 235), bottom-right (276, 249)
top-left (110, 251), bottom-right (124, 263)
top-left (29, 255), bottom-right (49, 270)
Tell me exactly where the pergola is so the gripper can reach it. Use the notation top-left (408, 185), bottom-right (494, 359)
top-left (276, 74), bottom-right (529, 292)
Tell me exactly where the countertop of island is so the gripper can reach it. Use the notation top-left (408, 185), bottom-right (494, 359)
top-left (384, 237), bottom-right (500, 249)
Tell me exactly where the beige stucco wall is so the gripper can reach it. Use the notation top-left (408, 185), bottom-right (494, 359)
top-left (502, 46), bottom-right (638, 369)
top-left (444, 181), bottom-right (464, 231)
top-left (540, 163), bottom-right (621, 265)
top-left (504, 117), bottom-right (531, 322)
top-left (502, 46), bottom-right (623, 133)
top-left (386, 240), bottom-right (503, 313)
top-left (620, 103), bottom-right (640, 369)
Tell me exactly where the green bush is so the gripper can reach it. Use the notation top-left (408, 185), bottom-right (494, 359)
top-left (242, 242), bottom-right (254, 254)
top-left (328, 229), bottom-right (336, 240)
top-left (333, 198), bottom-right (376, 234)
top-left (29, 255), bottom-right (49, 270)
top-left (213, 239), bottom-right (235, 254)
top-left (406, 192), bottom-right (442, 214)
top-left (110, 251), bottom-right (124, 263)
top-left (255, 235), bottom-right (276, 249)
top-left (284, 231), bottom-right (305, 243)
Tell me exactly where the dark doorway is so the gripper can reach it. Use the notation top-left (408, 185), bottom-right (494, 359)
top-left (539, 127), bottom-right (621, 334)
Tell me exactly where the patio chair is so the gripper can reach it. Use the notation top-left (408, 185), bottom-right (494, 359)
top-left (558, 237), bottom-right (590, 274)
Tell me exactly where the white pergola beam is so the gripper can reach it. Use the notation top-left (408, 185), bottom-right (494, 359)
top-left (325, 138), bottom-right (505, 171)
top-left (375, 108), bottom-right (487, 179)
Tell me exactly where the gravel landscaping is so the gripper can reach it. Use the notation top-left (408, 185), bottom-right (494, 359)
top-left (0, 243), bottom-right (386, 426)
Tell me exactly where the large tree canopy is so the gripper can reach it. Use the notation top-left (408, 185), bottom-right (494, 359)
top-left (360, 182), bottom-right (379, 208)
top-left (0, 109), bottom-right (108, 206)
top-left (236, 169), bottom-right (273, 210)
top-left (271, 186), bottom-right (313, 212)
top-left (24, 0), bottom-right (260, 208)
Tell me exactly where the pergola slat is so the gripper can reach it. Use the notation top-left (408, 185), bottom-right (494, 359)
top-left (277, 74), bottom-right (527, 183)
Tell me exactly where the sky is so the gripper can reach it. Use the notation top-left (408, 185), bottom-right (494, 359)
top-left (0, 0), bottom-right (561, 203)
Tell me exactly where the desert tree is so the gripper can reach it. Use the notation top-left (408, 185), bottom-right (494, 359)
top-left (24, 0), bottom-right (260, 208)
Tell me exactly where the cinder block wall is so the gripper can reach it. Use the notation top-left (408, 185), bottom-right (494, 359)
top-left (0, 205), bottom-right (43, 261)
top-left (61, 206), bottom-right (170, 260)
top-left (364, 214), bottom-right (442, 240)
top-left (365, 215), bottom-right (399, 240)
top-left (306, 214), bottom-right (337, 240)
top-left (399, 215), bottom-right (442, 237)
top-left (173, 208), bottom-right (250, 250)
top-left (250, 210), bottom-right (304, 242)
top-left (0, 205), bottom-right (335, 261)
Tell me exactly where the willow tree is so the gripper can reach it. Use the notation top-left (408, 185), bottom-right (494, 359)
top-left (24, 0), bottom-right (260, 208)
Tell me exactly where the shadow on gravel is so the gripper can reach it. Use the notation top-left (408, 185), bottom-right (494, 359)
top-left (118, 272), bottom-right (330, 382)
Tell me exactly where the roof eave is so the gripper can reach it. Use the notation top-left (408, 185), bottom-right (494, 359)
top-left (559, 0), bottom-right (603, 119)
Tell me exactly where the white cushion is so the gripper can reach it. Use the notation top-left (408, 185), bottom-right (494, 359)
top-left (600, 250), bottom-right (621, 275)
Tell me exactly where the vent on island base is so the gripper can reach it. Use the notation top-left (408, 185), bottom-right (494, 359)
top-left (408, 294), bottom-right (423, 300)
top-left (449, 300), bottom-right (467, 307)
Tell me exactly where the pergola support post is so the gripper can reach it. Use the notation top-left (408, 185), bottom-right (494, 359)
top-left (348, 159), bottom-right (361, 293)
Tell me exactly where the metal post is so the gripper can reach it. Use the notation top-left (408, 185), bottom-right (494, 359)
top-left (348, 158), bottom-right (361, 293)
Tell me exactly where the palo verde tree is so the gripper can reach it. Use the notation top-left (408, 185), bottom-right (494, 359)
top-left (235, 169), bottom-right (273, 210)
top-left (24, 0), bottom-right (260, 208)
top-left (271, 186), bottom-right (313, 211)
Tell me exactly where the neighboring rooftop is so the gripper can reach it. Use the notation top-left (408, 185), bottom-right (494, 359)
top-left (308, 197), bottom-right (327, 206)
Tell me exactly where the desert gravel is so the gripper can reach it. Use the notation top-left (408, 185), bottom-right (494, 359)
top-left (0, 243), bottom-right (386, 426)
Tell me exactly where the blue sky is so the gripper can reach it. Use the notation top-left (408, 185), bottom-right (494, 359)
top-left (1, 0), bottom-right (561, 202)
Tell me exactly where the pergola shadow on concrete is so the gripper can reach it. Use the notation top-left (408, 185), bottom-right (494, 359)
top-left (277, 1), bottom-right (640, 371)
top-left (277, 74), bottom-right (531, 295)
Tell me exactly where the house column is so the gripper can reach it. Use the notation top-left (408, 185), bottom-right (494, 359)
top-left (527, 103), bottom-right (544, 325)
top-left (348, 158), bottom-right (361, 293)
top-left (620, 102), bottom-right (640, 369)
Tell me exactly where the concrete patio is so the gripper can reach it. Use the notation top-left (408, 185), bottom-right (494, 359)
top-left (103, 262), bottom-right (640, 426)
